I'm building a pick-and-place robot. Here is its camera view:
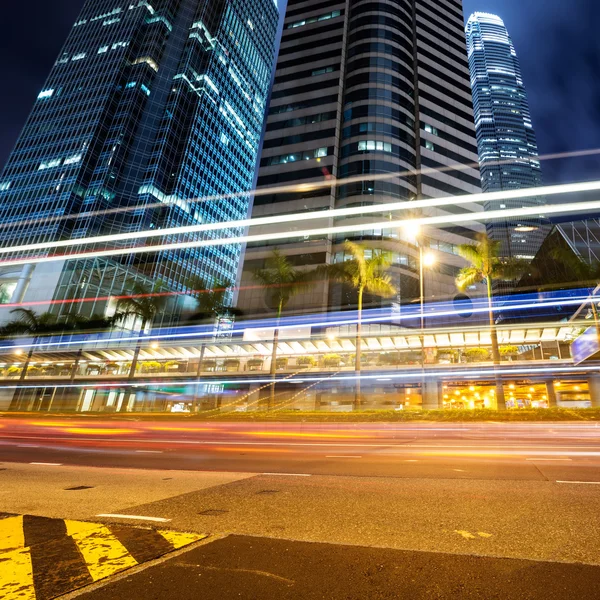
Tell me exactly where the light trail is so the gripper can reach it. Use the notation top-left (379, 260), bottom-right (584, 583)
top-left (0, 179), bottom-right (599, 259)
top-left (1, 147), bottom-right (599, 234)
top-left (0, 364), bottom-right (598, 390)
top-left (3, 195), bottom-right (600, 269)
top-left (0, 294), bottom-right (589, 353)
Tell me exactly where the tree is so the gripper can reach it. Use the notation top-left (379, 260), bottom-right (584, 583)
top-left (456, 233), bottom-right (529, 410)
top-left (253, 249), bottom-right (319, 409)
top-left (114, 281), bottom-right (168, 382)
top-left (323, 241), bottom-right (397, 409)
top-left (186, 275), bottom-right (236, 323)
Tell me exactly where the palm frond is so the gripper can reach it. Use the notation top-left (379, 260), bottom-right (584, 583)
top-left (456, 266), bottom-right (483, 291)
top-left (456, 243), bottom-right (484, 269)
top-left (365, 275), bottom-right (397, 298)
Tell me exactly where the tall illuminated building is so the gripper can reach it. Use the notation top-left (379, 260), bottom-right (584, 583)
top-left (0, 0), bottom-right (278, 317)
top-left (239, 0), bottom-right (483, 316)
top-left (465, 12), bottom-right (544, 260)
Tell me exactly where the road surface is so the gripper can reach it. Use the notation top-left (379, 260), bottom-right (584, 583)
top-left (1, 417), bottom-right (600, 598)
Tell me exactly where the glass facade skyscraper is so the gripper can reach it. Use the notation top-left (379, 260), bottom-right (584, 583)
top-left (0, 0), bottom-right (278, 317)
top-left (465, 12), bottom-right (544, 260)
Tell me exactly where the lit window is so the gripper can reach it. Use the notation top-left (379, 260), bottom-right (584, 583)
top-left (38, 89), bottom-right (54, 100)
top-left (72, 53), bottom-right (86, 61)
top-left (0, 181), bottom-right (11, 192)
top-left (424, 124), bottom-right (438, 136)
top-left (39, 159), bottom-right (62, 170)
top-left (98, 46), bottom-right (109, 54)
top-left (64, 154), bottom-right (83, 166)
top-left (425, 140), bottom-right (435, 151)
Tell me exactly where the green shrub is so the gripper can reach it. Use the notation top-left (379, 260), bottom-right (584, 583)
top-left (464, 348), bottom-right (490, 362)
top-left (297, 356), bottom-right (316, 367)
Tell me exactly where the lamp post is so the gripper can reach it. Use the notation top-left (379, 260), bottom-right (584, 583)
top-left (419, 247), bottom-right (436, 333)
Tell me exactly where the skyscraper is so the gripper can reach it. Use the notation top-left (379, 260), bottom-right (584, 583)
top-left (465, 12), bottom-right (544, 260)
top-left (239, 0), bottom-right (483, 316)
top-left (0, 0), bottom-right (278, 318)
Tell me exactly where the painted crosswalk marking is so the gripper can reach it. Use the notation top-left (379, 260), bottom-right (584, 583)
top-left (0, 514), bottom-right (209, 600)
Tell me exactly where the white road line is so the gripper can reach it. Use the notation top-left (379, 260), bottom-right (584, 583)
top-left (262, 473), bottom-right (311, 477)
top-left (30, 462), bottom-right (62, 466)
top-left (326, 456), bottom-right (362, 459)
top-left (526, 458), bottom-right (572, 461)
top-left (135, 450), bottom-right (163, 454)
top-left (96, 513), bottom-right (171, 522)
top-left (556, 481), bottom-right (600, 485)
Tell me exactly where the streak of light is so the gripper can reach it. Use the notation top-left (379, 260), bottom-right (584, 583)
top-left (244, 431), bottom-right (387, 439)
top-left (63, 428), bottom-right (137, 435)
top-left (2, 147), bottom-right (599, 234)
top-left (0, 294), bottom-right (591, 353)
top-left (1, 179), bottom-right (598, 259)
top-left (211, 447), bottom-right (292, 453)
top-left (149, 426), bottom-right (217, 432)
top-left (0, 363), bottom-right (598, 390)
top-left (2, 195), bottom-right (600, 269)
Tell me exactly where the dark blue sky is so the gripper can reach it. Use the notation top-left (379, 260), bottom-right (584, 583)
top-left (0, 1), bottom-right (598, 184)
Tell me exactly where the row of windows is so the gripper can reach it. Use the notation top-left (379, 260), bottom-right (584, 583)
top-left (261, 146), bottom-right (331, 167)
top-left (268, 94), bottom-right (339, 115)
top-left (267, 111), bottom-right (336, 132)
top-left (346, 55), bottom-right (413, 85)
top-left (286, 9), bottom-right (342, 29)
top-left (343, 121), bottom-right (415, 146)
top-left (344, 104), bottom-right (414, 129)
top-left (283, 19), bottom-right (344, 44)
top-left (278, 35), bottom-right (343, 57)
top-left (349, 2), bottom-right (412, 30)
top-left (262, 128), bottom-right (336, 149)
top-left (270, 78), bottom-right (339, 100)
top-left (274, 64), bottom-right (339, 85)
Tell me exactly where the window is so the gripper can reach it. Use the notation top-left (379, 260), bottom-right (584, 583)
top-left (262, 146), bottom-right (332, 166)
top-left (37, 89), bottom-right (54, 100)
top-left (358, 140), bottom-right (393, 153)
top-left (425, 140), bottom-right (435, 151)
top-left (287, 10), bottom-right (341, 29)
top-left (424, 123), bottom-right (439, 136)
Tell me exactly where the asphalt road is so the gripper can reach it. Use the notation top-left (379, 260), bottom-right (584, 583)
top-left (79, 535), bottom-right (600, 600)
top-left (2, 418), bottom-right (600, 598)
top-left (1, 418), bottom-right (600, 480)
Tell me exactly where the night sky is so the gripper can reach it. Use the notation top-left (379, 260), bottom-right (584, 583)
top-left (0, 1), bottom-right (598, 184)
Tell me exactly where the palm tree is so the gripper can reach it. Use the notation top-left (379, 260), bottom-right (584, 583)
top-left (0, 309), bottom-right (62, 381)
top-left (456, 233), bottom-right (529, 410)
top-left (253, 249), bottom-right (319, 409)
top-left (114, 281), bottom-right (168, 381)
top-left (186, 275), bottom-right (240, 323)
top-left (0, 308), bottom-right (115, 384)
top-left (323, 241), bottom-right (397, 409)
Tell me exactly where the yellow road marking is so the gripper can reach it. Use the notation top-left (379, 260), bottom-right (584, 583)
top-left (158, 530), bottom-right (208, 549)
top-left (455, 530), bottom-right (476, 539)
top-left (0, 547), bottom-right (35, 600)
top-left (65, 520), bottom-right (137, 581)
top-left (0, 516), bottom-right (25, 553)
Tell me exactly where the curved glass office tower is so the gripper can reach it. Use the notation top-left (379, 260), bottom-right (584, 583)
top-left (465, 12), bottom-right (544, 260)
top-left (241, 0), bottom-right (483, 316)
top-left (0, 0), bottom-right (279, 317)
